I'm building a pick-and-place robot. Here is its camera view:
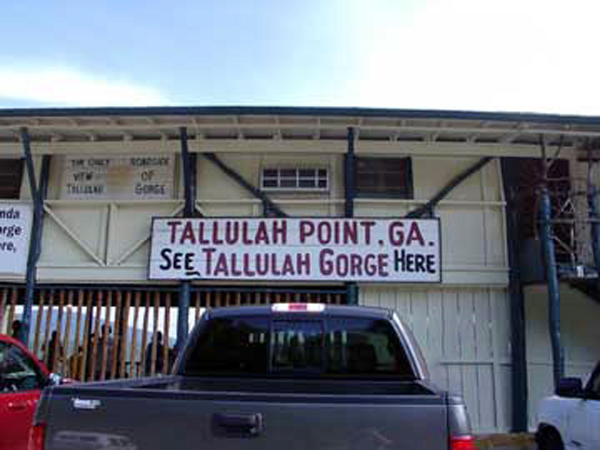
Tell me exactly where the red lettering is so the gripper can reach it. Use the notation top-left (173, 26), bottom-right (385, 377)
top-left (255, 222), bottom-right (269, 245)
top-left (319, 249), bottom-right (334, 275)
top-left (350, 254), bottom-right (363, 276)
top-left (344, 221), bottom-right (358, 244)
top-left (242, 221), bottom-right (253, 245)
top-left (167, 220), bottom-right (181, 244)
top-left (282, 254), bottom-right (295, 276)
top-left (297, 253), bottom-right (310, 276)
top-left (388, 221), bottom-right (405, 246)
top-left (212, 222), bottom-right (224, 245)
top-left (300, 221), bottom-right (315, 243)
top-left (243, 254), bottom-right (255, 277)
top-left (180, 221), bottom-right (196, 244)
top-left (407, 222), bottom-right (425, 246)
top-left (230, 253), bottom-right (242, 276)
top-left (272, 220), bottom-right (287, 244)
top-left (198, 222), bottom-right (209, 244)
top-left (271, 253), bottom-right (282, 276)
top-left (214, 252), bottom-right (228, 275)
top-left (317, 222), bottom-right (332, 244)
top-left (360, 221), bottom-right (375, 245)
top-left (378, 254), bottom-right (389, 276)
top-left (202, 247), bottom-right (216, 274)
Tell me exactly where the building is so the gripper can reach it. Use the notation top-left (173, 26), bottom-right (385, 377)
top-left (0, 106), bottom-right (599, 433)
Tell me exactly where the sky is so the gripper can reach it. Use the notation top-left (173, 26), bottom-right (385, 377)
top-left (0, 0), bottom-right (598, 115)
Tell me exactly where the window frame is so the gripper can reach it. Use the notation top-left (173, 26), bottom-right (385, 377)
top-left (355, 156), bottom-right (413, 199)
top-left (0, 341), bottom-right (46, 393)
top-left (0, 158), bottom-right (24, 200)
top-left (260, 167), bottom-right (330, 192)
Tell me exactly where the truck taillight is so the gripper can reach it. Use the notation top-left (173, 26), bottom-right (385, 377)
top-left (29, 423), bottom-right (46, 450)
top-left (450, 435), bottom-right (476, 450)
top-left (272, 303), bottom-right (325, 313)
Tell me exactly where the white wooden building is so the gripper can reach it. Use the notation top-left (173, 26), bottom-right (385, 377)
top-left (0, 106), bottom-right (599, 433)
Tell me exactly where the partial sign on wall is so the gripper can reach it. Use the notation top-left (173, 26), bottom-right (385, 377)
top-left (149, 218), bottom-right (441, 282)
top-left (0, 203), bottom-right (32, 275)
top-left (60, 155), bottom-right (174, 199)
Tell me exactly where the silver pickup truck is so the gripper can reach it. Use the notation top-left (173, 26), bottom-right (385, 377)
top-left (31, 304), bottom-right (474, 450)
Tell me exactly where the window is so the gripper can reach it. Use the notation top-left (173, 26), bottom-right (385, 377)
top-left (0, 342), bottom-right (45, 393)
top-left (326, 318), bottom-right (414, 378)
top-left (261, 167), bottom-right (329, 191)
top-left (272, 321), bottom-right (323, 371)
top-left (356, 157), bottom-right (413, 198)
top-left (184, 317), bottom-right (269, 375)
top-left (0, 159), bottom-right (24, 199)
top-left (182, 315), bottom-right (415, 379)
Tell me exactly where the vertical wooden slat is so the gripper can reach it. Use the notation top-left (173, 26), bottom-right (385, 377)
top-left (110, 291), bottom-right (122, 379)
top-left (235, 292), bottom-right (242, 306)
top-left (52, 290), bottom-right (66, 373)
top-left (214, 292), bottom-right (221, 308)
top-left (119, 292), bottom-right (131, 378)
top-left (99, 291), bottom-right (113, 381)
top-left (194, 292), bottom-right (201, 323)
top-left (72, 290), bottom-right (84, 379)
top-left (254, 292), bottom-right (261, 305)
top-left (63, 290), bottom-right (74, 376)
top-left (294, 292), bottom-right (301, 303)
top-left (163, 293), bottom-right (171, 375)
top-left (79, 291), bottom-right (93, 381)
top-left (33, 290), bottom-right (45, 357)
top-left (129, 292), bottom-right (141, 379)
top-left (43, 291), bottom-right (54, 367)
top-left (150, 292), bottom-right (160, 376)
top-left (6, 288), bottom-right (18, 334)
top-left (89, 290), bottom-right (103, 381)
top-left (140, 292), bottom-right (150, 377)
top-left (274, 292), bottom-right (281, 303)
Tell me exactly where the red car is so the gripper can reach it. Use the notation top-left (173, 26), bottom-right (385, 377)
top-left (0, 334), bottom-right (52, 450)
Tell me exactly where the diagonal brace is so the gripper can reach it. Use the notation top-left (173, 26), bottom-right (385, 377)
top-left (202, 152), bottom-right (288, 217)
top-left (406, 157), bottom-right (494, 218)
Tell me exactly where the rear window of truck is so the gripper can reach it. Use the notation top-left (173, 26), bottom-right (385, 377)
top-left (182, 316), bottom-right (415, 379)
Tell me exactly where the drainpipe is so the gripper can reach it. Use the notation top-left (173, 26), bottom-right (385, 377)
top-left (538, 138), bottom-right (564, 387)
top-left (177, 127), bottom-right (196, 350)
top-left (20, 127), bottom-right (51, 345)
top-left (500, 158), bottom-right (528, 432)
top-left (345, 127), bottom-right (359, 305)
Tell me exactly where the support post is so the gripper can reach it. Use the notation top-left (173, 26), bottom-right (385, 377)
top-left (539, 138), bottom-right (564, 387)
top-left (177, 127), bottom-right (195, 350)
top-left (345, 127), bottom-right (356, 218)
top-left (345, 127), bottom-right (359, 305)
top-left (586, 150), bottom-right (600, 281)
top-left (20, 127), bottom-right (51, 345)
top-left (500, 158), bottom-right (528, 432)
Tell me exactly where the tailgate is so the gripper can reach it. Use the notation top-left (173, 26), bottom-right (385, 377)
top-left (44, 389), bottom-right (447, 450)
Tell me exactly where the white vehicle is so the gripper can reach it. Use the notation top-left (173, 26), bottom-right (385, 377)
top-left (536, 361), bottom-right (600, 450)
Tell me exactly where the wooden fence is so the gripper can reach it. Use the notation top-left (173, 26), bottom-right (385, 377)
top-left (0, 286), bottom-right (346, 382)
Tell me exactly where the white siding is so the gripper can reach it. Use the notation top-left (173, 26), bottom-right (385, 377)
top-left (361, 286), bottom-right (512, 433)
top-left (524, 283), bottom-right (600, 429)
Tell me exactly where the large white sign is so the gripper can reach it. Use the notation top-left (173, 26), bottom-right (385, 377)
top-left (61, 155), bottom-right (174, 199)
top-left (0, 204), bottom-right (32, 276)
top-left (149, 218), bottom-right (441, 282)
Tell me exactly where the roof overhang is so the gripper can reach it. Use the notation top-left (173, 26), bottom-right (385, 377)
top-left (1, 106), bottom-right (600, 147)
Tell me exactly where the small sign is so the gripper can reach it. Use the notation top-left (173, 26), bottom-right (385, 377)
top-left (0, 203), bottom-right (32, 276)
top-left (61, 155), bottom-right (174, 199)
top-left (149, 218), bottom-right (441, 283)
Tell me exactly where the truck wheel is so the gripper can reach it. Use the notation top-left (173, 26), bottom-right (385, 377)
top-left (537, 428), bottom-right (564, 450)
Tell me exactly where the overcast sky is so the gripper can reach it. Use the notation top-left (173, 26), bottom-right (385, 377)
top-left (1, 0), bottom-right (598, 115)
